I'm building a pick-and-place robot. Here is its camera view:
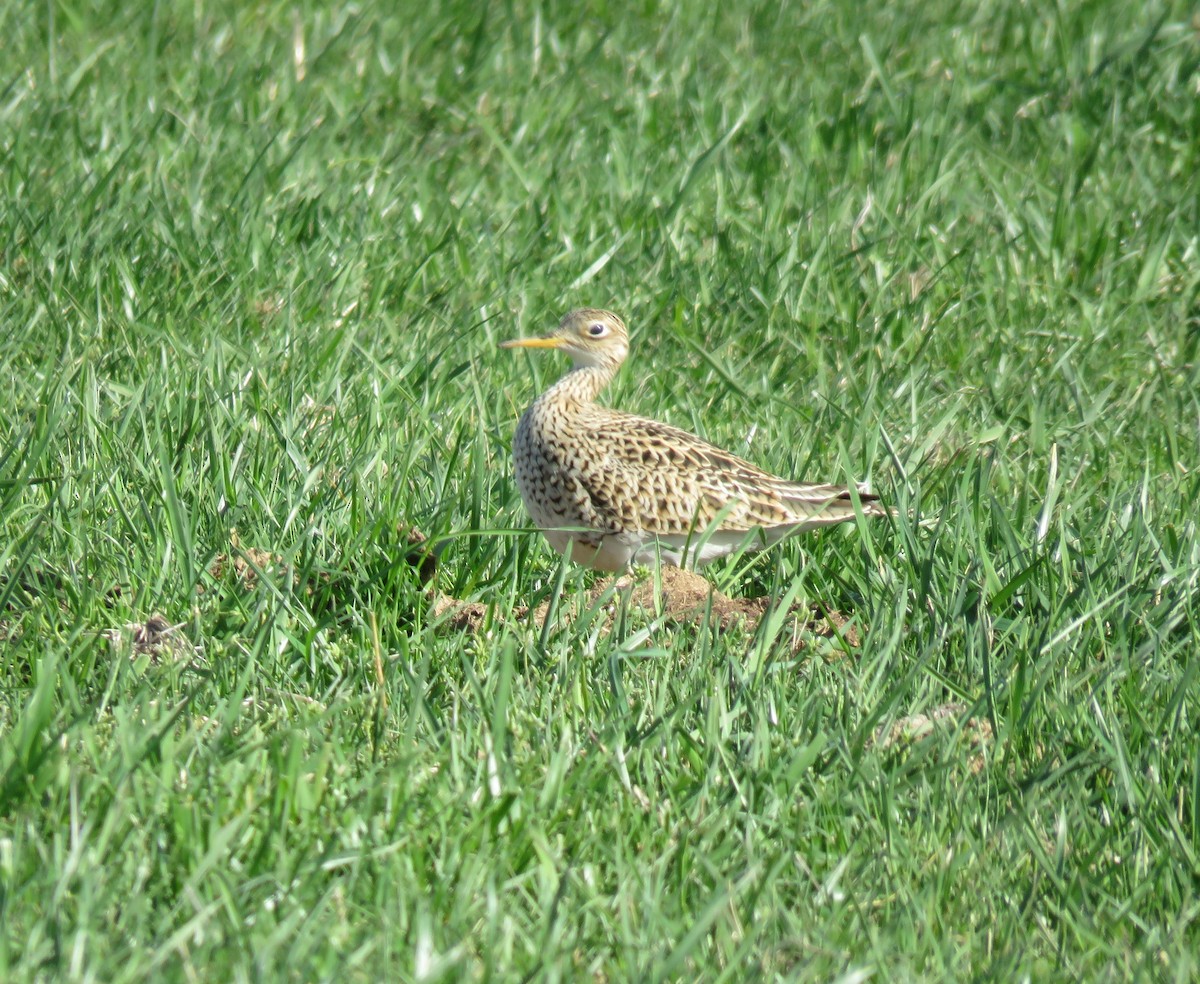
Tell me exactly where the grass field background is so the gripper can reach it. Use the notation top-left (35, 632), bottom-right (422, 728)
top-left (3, 0), bottom-right (1199, 979)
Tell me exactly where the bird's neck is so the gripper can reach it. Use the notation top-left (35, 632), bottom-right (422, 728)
top-left (542, 364), bottom-right (616, 405)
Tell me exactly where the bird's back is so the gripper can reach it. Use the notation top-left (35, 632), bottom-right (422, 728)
top-left (514, 396), bottom-right (881, 541)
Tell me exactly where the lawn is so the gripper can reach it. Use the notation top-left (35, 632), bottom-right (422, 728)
top-left (2, 0), bottom-right (1199, 980)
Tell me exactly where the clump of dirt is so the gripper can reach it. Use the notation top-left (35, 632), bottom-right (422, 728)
top-left (430, 596), bottom-right (492, 632)
top-left (871, 702), bottom-right (994, 774)
top-left (611, 566), bottom-right (764, 628)
top-left (208, 545), bottom-right (281, 591)
top-left (104, 614), bottom-right (196, 664)
top-left (594, 567), bottom-right (859, 642)
top-left (430, 565), bottom-right (861, 652)
top-left (399, 525), bottom-right (438, 585)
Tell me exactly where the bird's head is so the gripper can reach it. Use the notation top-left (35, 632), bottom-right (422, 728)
top-left (501, 309), bottom-right (629, 370)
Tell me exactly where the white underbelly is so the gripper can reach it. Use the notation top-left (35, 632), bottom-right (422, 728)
top-left (540, 528), bottom-right (637, 572)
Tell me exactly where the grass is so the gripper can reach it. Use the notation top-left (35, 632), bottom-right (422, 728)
top-left (2, 0), bottom-right (1199, 979)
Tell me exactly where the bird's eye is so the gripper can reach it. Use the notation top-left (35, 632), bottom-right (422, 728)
top-left (587, 322), bottom-right (607, 337)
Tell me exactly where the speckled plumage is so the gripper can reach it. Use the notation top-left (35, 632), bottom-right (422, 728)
top-left (502, 309), bottom-right (886, 571)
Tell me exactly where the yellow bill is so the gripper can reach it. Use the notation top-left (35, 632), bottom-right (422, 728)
top-left (500, 336), bottom-right (566, 350)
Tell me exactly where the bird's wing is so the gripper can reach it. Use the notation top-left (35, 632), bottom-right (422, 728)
top-left (580, 410), bottom-right (878, 536)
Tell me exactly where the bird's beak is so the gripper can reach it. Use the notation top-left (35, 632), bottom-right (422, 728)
top-left (500, 335), bottom-right (565, 350)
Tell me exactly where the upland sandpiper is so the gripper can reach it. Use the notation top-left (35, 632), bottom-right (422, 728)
top-left (501, 309), bottom-right (886, 571)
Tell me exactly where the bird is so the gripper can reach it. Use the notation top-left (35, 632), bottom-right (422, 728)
top-left (500, 308), bottom-right (886, 571)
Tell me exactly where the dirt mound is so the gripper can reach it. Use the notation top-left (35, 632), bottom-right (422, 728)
top-left (432, 566), bottom-right (860, 650)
